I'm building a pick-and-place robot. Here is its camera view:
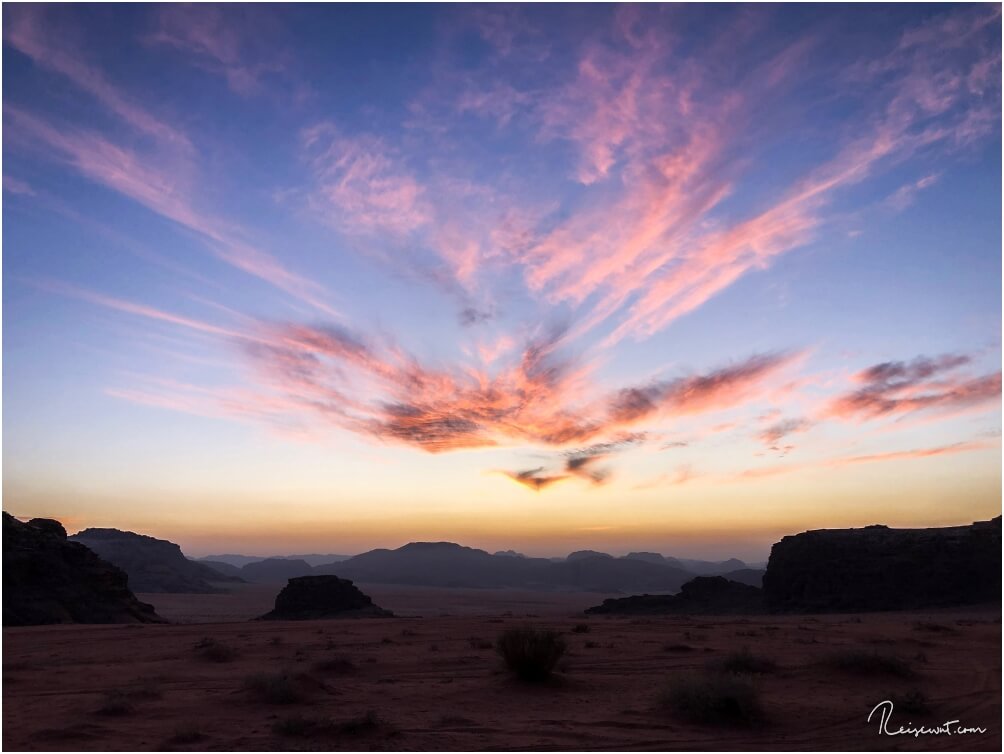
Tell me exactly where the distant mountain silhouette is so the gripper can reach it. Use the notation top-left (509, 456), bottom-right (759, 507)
top-left (675, 557), bottom-right (749, 575)
top-left (70, 528), bottom-right (241, 593)
top-left (493, 549), bottom-right (526, 558)
top-left (314, 541), bottom-right (694, 592)
top-left (197, 560), bottom-right (244, 579)
top-left (4, 514), bottom-right (163, 625)
top-left (566, 549), bottom-right (614, 561)
top-left (240, 558), bottom-right (315, 583)
top-left (718, 568), bottom-right (766, 587)
top-left (586, 576), bottom-right (764, 615)
top-left (200, 553), bottom-right (351, 568)
top-left (764, 517), bottom-right (1002, 612)
top-left (623, 551), bottom-right (684, 569)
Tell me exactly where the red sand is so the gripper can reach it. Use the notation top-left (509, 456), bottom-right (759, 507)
top-left (3, 591), bottom-right (1000, 751)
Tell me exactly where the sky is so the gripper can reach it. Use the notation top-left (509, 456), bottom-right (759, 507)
top-left (2, 4), bottom-right (1001, 561)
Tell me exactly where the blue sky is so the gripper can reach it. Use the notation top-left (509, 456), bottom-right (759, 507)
top-left (2, 4), bottom-right (1001, 558)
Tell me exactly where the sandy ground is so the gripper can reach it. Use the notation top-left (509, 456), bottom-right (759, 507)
top-left (3, 595), bottom-right (1000, 751)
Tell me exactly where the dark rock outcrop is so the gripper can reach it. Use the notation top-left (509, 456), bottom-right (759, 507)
top-left (763, 517), bottom-right (1002, 613)
top-left (70, 528), bottom-right (240, 593)
top-left (259, 575), bottom-right (392, 620)
top-left (586, 576), bottom-right (764, 615)
top-left (3, 513), bottom-right (164, 625)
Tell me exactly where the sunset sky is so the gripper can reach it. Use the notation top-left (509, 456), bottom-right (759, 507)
top-left (3, 4), bottom-right (1001, 560)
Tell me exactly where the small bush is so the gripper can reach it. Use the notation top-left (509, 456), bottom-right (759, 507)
top-left (194, 637), bottom-right (237, 663)
top-left (661, 673), bottom-right (763, 726)
top-left (272, 714), bottom-right (319, 737)
top-left (824, 650), bottom-right (915, 678)
top-left (889, 688), bottom-right (931, 715)
top-left (243, 671), bottom-right (304, 704)
top-left (913, 621), bottom-right (956, 634)
top-left (584, 640), bottom-right (600, 649)
top-left (312, 655), bottom-right (357, 674)
top-left (167, 724), bottom-right (204, 744)
top-left (571, 623), bottom-right (591, 634)
top-left (717, 648), bottom-right (777, 675)
top-left (336, 710), bottom-right (381, 734)
top-left (664, 643), bottom-right (696, 653)
top-left (495, 625), bottom-right (567, 682)
top-left (96, 690), bottom-right (134, 716)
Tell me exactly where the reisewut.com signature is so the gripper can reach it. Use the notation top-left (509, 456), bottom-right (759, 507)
top-left (868, 700), bottom-right (989, 738)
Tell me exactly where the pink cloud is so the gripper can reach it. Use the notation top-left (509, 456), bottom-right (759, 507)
top-left (301, 123), bottom-right (431, 237)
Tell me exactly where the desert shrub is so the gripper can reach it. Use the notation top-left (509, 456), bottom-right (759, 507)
top-left (571, 623), bottom-right (591, 634)
top-left (96, 690), bottom-right (134, 716)
top-left (717, 648), bottom-right (777, 675)
top-left (823, 650), bottom-right (915, 678)
top-left (584, 640), bottom-right (600, 649)
top-left (889, 688), bottom-right (931, 715)
top-left (272, 714), bottom-right (319, 736)
top-left (437, 715), bottom-right (475, 727)
top-left (243, 671), bottom-right (304, 704)
top-left (913, 621), bottom-right (956, 634)
top-left (312, 655), bottom-right (357, 674)
top-left (128, 676), bottom-right (164, 699)
top-left (495, 625), bottom-right (567, 682)
top-left (168, 724), bottom-right (205, 744)
top-left (267, 636), bottom-right (282, 646)
top-left (660, 673), bottom-right (763, 726)
top-left (336, 710), bottom-right (381, 734)
top-left (664, 643), bottom-right (696, 653)
top-left (194, 637), bottom-right (237, 663)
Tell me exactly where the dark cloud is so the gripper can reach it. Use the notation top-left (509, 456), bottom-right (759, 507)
top-left (503, 467), bottom-right (568, 491)
top-left (609, 351), bottom-right (796, 423)
top-left (759, 417), bottom-right (813, 447)
top-left (828, 353), bottom-right (1000, 420)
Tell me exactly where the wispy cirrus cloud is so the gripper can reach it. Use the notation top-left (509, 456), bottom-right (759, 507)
top-left (735, 439), bottom-right (996, 481)
top-left (4, 5), bottom-right (192, 151)
top-left (146, 5), bottom-right (289, 96)
top-left (4, 107), bottom-right (337, 318)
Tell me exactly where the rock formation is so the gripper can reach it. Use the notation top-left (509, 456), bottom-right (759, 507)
top-left (70, 528), bottom-right (240, 593)
top-left (763, 517), bottom-right (1002, 612)
top-left (3, 513), bottom-right (164, 625)
top-left (585, 576), bottom-right (764, 615)
top-left (259, 575), bottom-right (392, 620)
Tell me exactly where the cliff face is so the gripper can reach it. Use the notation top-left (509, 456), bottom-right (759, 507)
top-left (763, 517), bottom-right (1002, 612)
top-left (3, 513), bottom-right (164, 625)
top-left (69, 528), bottom-right (240, 593)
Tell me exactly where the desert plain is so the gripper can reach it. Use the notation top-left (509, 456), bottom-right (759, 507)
top-left (3, 585), bottom-right (1000, 751)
